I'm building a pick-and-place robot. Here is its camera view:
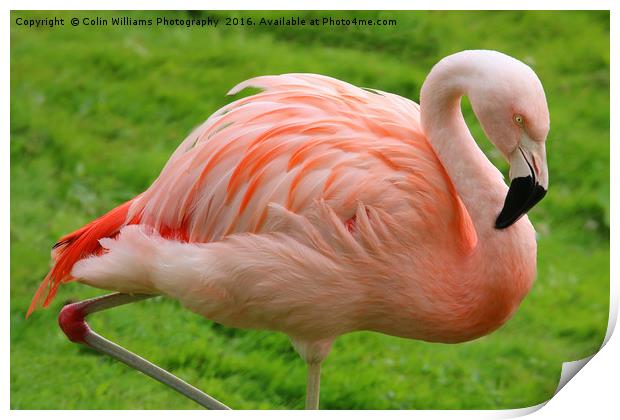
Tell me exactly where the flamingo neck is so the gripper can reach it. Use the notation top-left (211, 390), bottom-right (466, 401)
top-left (420, 62), bottom-right (507, 238)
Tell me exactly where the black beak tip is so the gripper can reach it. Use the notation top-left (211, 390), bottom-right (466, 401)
top-left (494, 217), bottom-right (512, 230)
top-left (495, 212), bottom-right (525, 230)
top-left (495, 176), bottom-right (547, 230)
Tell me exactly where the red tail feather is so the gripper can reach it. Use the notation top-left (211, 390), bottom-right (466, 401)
top-left (27, 200), bottom-right (138, 317)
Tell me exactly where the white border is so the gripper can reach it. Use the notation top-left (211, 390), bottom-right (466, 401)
top-left (3, 1), bottom-right (617, 418)
top-left (2, 0), bottom-right (617, 10)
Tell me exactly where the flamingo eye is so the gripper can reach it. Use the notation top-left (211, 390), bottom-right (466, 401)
top-left (513, 114), bottom-right (525, 126)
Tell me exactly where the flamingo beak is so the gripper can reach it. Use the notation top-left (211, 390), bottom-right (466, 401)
top-left (495, 138), bottom-right (548, 229)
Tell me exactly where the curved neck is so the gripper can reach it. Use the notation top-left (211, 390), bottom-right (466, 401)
top-left (420, 62), bottom-right (507, 237)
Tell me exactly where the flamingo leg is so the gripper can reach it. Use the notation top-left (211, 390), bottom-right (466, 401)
top-left (305, 362), bottom-right (322, 410)
top-left (58, 292), bottom-right (230, 410)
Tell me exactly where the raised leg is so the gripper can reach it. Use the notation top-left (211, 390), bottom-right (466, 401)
top-left (305, 361), bottom-right (322, 410)
top-left (58, 292), bottom-right (230, 410)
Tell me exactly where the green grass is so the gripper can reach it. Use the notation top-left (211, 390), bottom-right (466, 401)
top-left (10, 10), bottom-right (609, 409)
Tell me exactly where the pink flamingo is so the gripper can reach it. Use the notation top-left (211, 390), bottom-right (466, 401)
top-left (29, 50), bottom-right (549, 409)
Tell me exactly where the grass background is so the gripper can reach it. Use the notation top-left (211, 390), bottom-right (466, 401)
top-left (10, 10), bottom-right (609, 409)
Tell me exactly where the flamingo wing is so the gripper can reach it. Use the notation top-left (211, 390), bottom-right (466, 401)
top-left (133, 74), bottom-right (443, 241)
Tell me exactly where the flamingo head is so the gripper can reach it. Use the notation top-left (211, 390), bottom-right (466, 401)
top-left (467, 51), bottom-right (550, 229)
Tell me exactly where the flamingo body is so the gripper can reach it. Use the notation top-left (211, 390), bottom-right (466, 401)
top-left (31, 52), bottom-right (549, 402)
